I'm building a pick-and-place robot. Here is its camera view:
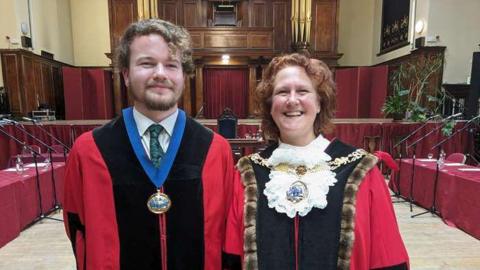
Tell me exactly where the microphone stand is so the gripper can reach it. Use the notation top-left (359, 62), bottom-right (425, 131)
top-left (405, 117), bottom-right (453, 213)
top-left (4, 120), bottom-right (63, 215)
top-left (412, 116), bottom-right (480, 218)
top-left (391, 115), bottom-right (440, 202)
top-left (0, 125), bottom-right (61, 223)
top-left (28, 119), bottom-right (70, 161)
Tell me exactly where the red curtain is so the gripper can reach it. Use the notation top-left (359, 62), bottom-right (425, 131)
top-left (335, 66), bottom-right (388, 118)
top-left (62, 67), bottom-right (114, 120)
top-left (203, 68), bottom-right (248, 119)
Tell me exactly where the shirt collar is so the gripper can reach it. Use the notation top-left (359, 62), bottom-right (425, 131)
top-left (132, 107), bottom-right (178, 137)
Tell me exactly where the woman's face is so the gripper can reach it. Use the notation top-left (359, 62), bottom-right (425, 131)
top-left (270, 66), bottom-right (320, 146)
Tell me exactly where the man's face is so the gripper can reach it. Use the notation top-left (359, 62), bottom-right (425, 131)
top-left (122, 34), bottom-right (185, 113)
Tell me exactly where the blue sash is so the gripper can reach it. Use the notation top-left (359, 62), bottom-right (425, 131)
top-left (122, 107), bottom-right (186, 188)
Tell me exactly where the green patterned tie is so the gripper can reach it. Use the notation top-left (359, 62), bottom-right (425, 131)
top-left (148, 124), bottom-right (165, 168)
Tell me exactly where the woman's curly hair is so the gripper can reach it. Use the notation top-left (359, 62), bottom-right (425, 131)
top-left (255, 53), bottom-right (336, 141)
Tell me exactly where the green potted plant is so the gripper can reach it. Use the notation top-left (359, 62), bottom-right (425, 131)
top-left (383, 53), bottom-right (444, 121)
top-left (381, 88), bottom-right (409, 120)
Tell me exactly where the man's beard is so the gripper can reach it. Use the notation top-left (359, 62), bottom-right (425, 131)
top-left (130, 81), bottom-right (182, 111)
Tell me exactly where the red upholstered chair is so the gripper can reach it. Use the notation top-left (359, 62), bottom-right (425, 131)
top-left (446, 153), bottom-right (466, 164)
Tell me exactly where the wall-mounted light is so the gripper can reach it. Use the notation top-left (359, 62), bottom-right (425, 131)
top-left (221, 54), bottom-right (230, 64)
top-left (20, 22), bottom-right (29, 35)
top-left (415, 20), bottom-right (425, 34)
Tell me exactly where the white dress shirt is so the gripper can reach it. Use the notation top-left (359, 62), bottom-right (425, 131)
top-left (133, 107), bottom-right (178, 159)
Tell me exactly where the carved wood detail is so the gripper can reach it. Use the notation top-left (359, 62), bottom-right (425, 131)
top-left (106, 0), bottom-right (339, 117)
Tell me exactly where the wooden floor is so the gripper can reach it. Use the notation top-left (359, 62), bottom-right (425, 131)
top-left (1, 199), bottom-right (480, 269)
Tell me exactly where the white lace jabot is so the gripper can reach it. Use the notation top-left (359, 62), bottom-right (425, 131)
top-left (264, 135), bottom-right (338, 218)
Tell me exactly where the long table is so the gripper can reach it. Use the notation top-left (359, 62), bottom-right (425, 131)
top-left (390, 159), bottom-right (480, 240)
top-left (0, 163), bottom-right (65, 248)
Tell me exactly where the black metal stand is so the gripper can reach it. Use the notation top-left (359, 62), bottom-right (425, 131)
top-left (390, 115), bottom-right (440, 203)
top-left (412, 116), bottom-right (480, 218)
top-left (411, 146), bottom-right (442, 218)
top-left (0, 124), bottom-right (62, 223)
top-left (7, 121), bottom-right (62, 211)
top-left (27, 119), bottom-right (70, 161)
top-left (407, 145), bottom-right (418, 212)
top-left (405, 119), bottom-right (450, 214)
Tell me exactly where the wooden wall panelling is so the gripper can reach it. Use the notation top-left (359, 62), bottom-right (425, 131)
top-left (0, 49), bottom-right (70, 118)
top-left (108, 0), bottom-right (137, 53)
top-left (108, 0), bottom-right (137, 115)
top-left (183, 2), bottom-right (198, 27)
top-left (39, 64), bottom-right (49, 106)
top-left (190, 28), bottom-right (273, 51)
top-left (190, 32), bottom-right (204, 48)
top-left (104, 0), bottom-right (340, 116)
top-left (183, 0), bottom-right (206, 27)
top-left (248, 33), bottom-right (272, 48)
top-left (158, 1), bottom-right (180, 24)
top-left (272, 1), bottom-right (290, 52)
top-left (239, 1), bottom-right (249, 26)
top-left (204, 31), bottom-right (248, 48)
top-left (1, 54), bottom-right (22, 115)
top-left (52, 66), bottom-right (65, 119)
top-left (24, 56), bottom-right (38, 114)
top-left (312, 0), bottom-right (338, 55)
top-left (108, 0), bottom-right (138, 115)
top-left (251, 1), bottom-right (268, 27)
top-left (41, 63), bottom-right (55, 109)
top-left (32, 61), bottom-right (43, 109)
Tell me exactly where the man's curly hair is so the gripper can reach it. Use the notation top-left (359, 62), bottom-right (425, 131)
top-left (115, 19), bottom-right (194, 76)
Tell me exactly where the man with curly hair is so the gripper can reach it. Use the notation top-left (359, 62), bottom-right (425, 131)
top-left (63, 19), bottom-right (236, 270)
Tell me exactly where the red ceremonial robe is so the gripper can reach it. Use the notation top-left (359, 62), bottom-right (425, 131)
top-left (63, 116), bottom-right (235, 270)
top-left (225, 140), bottom-right (409, 270)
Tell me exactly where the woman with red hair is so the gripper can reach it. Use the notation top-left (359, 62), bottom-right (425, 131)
top-left (225, 53), bottom-right (409, 270)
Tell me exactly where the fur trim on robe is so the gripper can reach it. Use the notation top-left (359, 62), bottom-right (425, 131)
top-left (237, 153), bottom-right (379, 270)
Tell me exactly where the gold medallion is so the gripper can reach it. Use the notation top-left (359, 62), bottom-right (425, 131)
top-left (147, 191), bottom-right (171, 214)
